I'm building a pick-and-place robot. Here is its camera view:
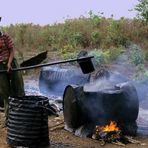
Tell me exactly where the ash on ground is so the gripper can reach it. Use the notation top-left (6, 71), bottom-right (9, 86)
top-left (24, 77), bottom-right (63, 113)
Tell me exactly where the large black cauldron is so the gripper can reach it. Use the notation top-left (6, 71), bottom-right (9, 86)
top-left (39, 66), bottom-right (90, 96)
top-left (63, 82), bottom-right (139, 137)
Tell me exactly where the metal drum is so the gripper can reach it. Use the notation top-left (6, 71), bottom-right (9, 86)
top-left (7, 96), bottom-right (49, 148)
top-left (39, 66), bottom-right (90, 96)
top-left (63, 82), bottom-right (139, 137)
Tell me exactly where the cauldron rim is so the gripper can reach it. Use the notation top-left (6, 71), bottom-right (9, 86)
top-left (83, 87), bottom-right (122, 94)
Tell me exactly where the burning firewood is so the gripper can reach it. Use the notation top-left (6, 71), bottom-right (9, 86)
top-left (92, 121), bottom-right (141, 146)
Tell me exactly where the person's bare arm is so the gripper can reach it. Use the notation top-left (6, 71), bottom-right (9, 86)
top-left (7, 48), bottom-right (14, 72)
top-left (5, 34), bottom-right (14, 72)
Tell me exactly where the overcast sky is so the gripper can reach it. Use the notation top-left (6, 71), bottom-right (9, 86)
top-left (1, 0), bottom-right (138, 26)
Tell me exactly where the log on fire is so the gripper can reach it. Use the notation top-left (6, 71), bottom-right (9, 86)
top-left (92, 121), bottom-right (141, 146)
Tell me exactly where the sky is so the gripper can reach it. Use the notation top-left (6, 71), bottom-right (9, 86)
top-left (0, 0), bottom-right (138, 26)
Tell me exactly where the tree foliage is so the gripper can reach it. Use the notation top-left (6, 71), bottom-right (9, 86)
top-left (1, 13), bottom-right (148, 63)
top-left (135, 0), bottom-right (148, 22)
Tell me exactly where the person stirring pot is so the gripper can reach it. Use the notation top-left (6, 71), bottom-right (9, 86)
top-left (0, 17), bottom-right (25, 126)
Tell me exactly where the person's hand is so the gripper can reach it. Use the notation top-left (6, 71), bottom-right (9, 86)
top-left (7, 63), bottom-right (12, 72)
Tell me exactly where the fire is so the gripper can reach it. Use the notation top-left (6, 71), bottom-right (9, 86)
top-left (96, 121), bottom-right (120, 132)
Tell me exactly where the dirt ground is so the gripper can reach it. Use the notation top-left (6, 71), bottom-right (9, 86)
top-left (0, 112), bottom-right (148, 148)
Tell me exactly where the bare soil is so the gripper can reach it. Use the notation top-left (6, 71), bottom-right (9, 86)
top-left (0, 112), bottom-right (148, 148)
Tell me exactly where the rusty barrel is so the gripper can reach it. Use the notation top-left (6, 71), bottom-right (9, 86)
top-left (7, 96), bottom-right (49, 148)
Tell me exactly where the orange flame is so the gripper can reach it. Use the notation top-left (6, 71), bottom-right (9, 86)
top-left (96, 121), bottom-right (120, 132)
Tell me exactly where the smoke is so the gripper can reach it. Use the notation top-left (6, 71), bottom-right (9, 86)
top-left (39, 66), bottom-right (90, 97)
top-left (84, 79), bottom-right (113, 92)
top-left (83, 47), bottom-right (148, 136)
top-left (24, 48), bottom-right (148, 135)
top-left (102, 48), bottom-right (148, 136)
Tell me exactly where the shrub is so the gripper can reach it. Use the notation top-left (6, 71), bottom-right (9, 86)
top-left (129, 44), bottom-right (145, 65)
top-left (107, 46), bottom-right (123, 61)
top-left (134, 0), bottom-right (148, 22)
top-left (144, 70), bottom-right (148, 77)
top-left (69, 32), bottom-right (83, 47)
top-left (60, 44), bottom-right (78, 60)
top-left (88, 49), bottom-right (106, 66)
top-left (91, 31), bottom-right (101, 47)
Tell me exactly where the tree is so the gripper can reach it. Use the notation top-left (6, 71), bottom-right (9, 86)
top-left (135, 0), bottom-right (148, 22)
